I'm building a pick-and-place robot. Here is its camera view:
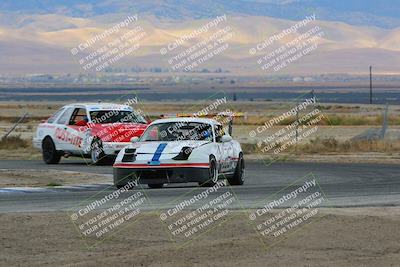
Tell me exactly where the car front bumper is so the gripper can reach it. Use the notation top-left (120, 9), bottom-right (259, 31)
top-left (113, 163), bottom-right (210, 186)
top-left (102, 142), bottom-right (131, 155)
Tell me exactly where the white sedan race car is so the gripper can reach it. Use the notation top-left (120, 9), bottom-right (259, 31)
top-left (113, 117), bottom-right (245, 188)
top-left (33, 102), bottom-right (148, 165)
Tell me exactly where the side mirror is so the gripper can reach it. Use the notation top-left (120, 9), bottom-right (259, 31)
top-left (130, 137), bottom-right (140, 143)
top-left (221, 135), bottom-right (232, 143)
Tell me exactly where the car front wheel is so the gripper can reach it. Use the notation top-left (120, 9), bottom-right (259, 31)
top-left (42, 137), bottom-right (61, 164)
top-left (228, 153), bottom-right (244, 185)
top-left (199, 155), bottom-right (218, 187)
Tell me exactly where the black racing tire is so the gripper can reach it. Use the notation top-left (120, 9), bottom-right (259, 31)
top-left (42, 137), bottom-right (61, 164)
top-left (91, 138), bottom-right (107, 165)
top-left (199, 155), bottom-right (218, 187)
top-left (228, 153), bottom-right (245, 186)
top-left (148, 183), bottom-right (164, 189)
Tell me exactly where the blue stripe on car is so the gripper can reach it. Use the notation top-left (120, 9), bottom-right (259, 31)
top-left (149, 143), bottom-right (167, 165)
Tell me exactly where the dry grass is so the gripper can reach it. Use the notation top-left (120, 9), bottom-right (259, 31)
top-left (242, 138), bottom-right (400, 154)
top-left (1, 101), bottom-right (399, 127)
top-left (301, 138), bottom-right (400, 153)
top-left (0, 135), bottom-right (30, 149)
top-left (235, 114), bottom-right (400, 126)
top-left (1, 114), bottom-right (398, 126)
top-left (241, 143), bottom-right (259, 154)
top-left (0, 136), bottom-right (41, 159)
top-left (0, 116), bottom-right (47, 123)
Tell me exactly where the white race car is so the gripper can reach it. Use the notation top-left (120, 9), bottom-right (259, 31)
top-left (33, 102), bottom-right (148, 165)
top-left (113, 117), bottom-right (244, 188)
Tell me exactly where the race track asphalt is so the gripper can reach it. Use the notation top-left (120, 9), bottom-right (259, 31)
top-left (0, 159), bottom-right (399, 213)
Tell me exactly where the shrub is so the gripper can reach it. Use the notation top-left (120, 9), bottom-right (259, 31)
top-left (0, 136), bottom-right (30, 149)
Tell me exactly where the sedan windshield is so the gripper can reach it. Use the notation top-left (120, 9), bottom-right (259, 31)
top-left (90, 110), bottom-right (147, 124)
top-left (141, 122), bottom-right (213, 142)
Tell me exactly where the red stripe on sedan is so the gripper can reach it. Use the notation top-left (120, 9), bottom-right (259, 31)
top-left (113, 163), bottom-right (210, 168)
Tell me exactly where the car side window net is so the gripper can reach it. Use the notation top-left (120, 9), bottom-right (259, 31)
top-left (215, 125), bottom-right (225, 142)
top-left (69, 108), bottom-right (88, 125)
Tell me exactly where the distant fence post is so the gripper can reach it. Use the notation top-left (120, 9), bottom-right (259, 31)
top-left (2, 112), bottom-right (29, 139)
top-left (380, 103), bottom-right (389, 139)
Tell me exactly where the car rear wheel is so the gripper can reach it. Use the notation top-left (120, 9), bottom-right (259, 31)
top-left (148, 183), bottom-right (164, 189)
top-left (228, 153), bottom-right (244, 185)
top-left (42, 137), bottom-right (61, 164)
top-left (199, 155), bottom-right (218, 187)
top-left (91, 139), bottom-right (106, 165)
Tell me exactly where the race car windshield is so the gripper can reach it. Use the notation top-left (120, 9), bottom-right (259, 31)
top-left (140, 122), bottom-right (213, 142)
top-left (89, 110), bottom-right (147, 124)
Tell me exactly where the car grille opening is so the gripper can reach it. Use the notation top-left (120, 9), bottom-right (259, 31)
top-left (138, 170), bottom-right (173, 179)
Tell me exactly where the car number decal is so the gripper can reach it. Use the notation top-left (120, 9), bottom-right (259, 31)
top-left (55, 127), bottom-right (83, 147)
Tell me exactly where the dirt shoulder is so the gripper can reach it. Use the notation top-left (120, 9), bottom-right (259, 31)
top-left (0, 148), bottom-right (42, 160)
top-left (1, 208), bottom-right (399, 266)
top-left (0, 169), bottom-right (111, 187)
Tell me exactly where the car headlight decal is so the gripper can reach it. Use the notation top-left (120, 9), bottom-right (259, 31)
top-left (122, 148), bottom-right (136, 162)
top-left (172, 147), bottom-right (193, 160)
